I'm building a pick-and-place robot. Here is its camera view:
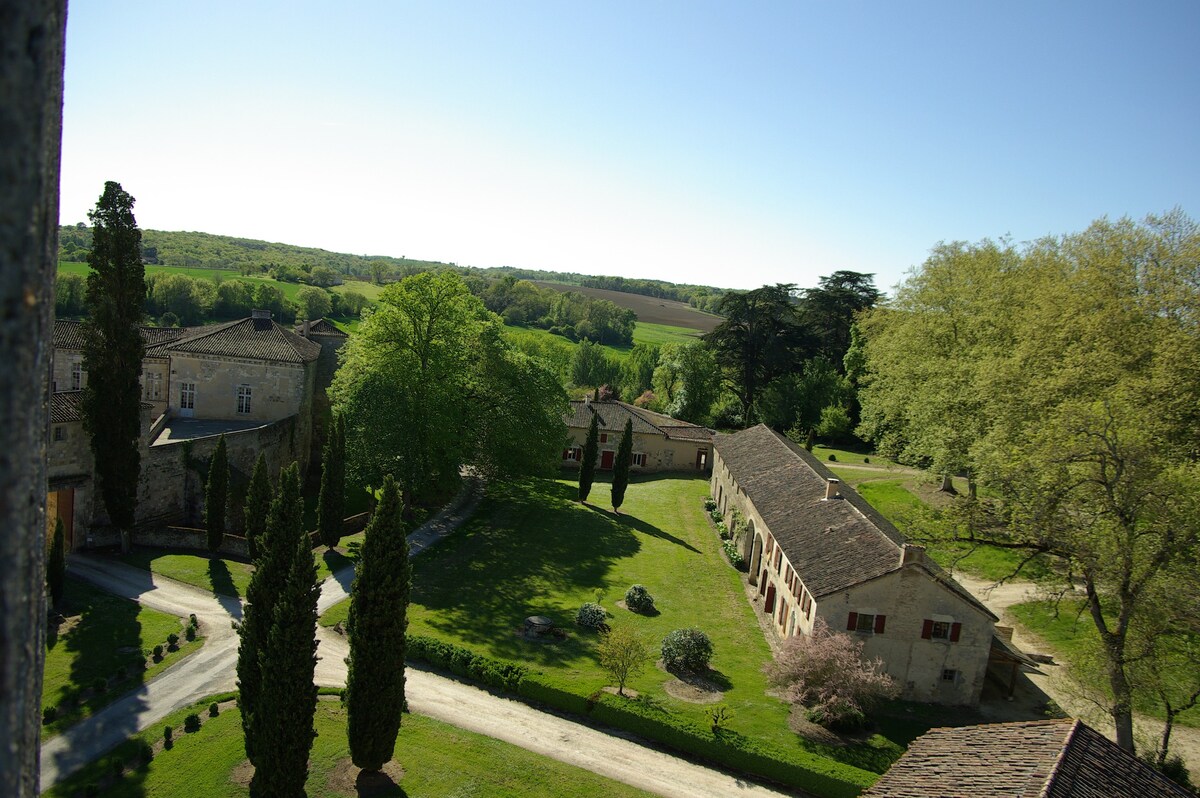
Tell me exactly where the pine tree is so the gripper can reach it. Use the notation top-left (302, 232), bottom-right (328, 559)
top-left (611, 418), bottom-right (633, 511)
top-left (47, 518), bottom-right (66, 610)
top-left (317, 416), bottom-right (346, 549)
top-left (205, 435), bottom-right (229, 552)
top-left (243, 453), bottom-right (270, 560)
top-left (237, 462), bottom-right (302, 765)
top-left (346, 474), bottom-right (411, 771)
top-left (578, 412), bottom-right (599, 503)
top-left (80, 182), bottom-right (146, 551)
top-left (249, 475), bottom-right (319, 798)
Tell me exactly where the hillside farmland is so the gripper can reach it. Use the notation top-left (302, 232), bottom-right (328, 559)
top-left (533, 281), bottom-right (722, 332)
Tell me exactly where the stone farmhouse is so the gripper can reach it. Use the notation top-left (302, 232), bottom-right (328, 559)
top-left (712, 424), bottom-right (998, 705)
top-left (863, 718), bottom-right (1191, 797)
top-left (48, 311), bottom-right (333, 550)
top-left (562, 398), bottom-right (713, 473)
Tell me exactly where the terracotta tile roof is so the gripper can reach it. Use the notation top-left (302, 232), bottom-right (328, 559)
top-left (713, 425), bottom-right (993, 617)
top-left (158, 317), bottom-right (321, 364)
top-left (50, 391), bottom-right (83, 424)
top-left (565, 399), bottom-right (713, 442)
top-left (864, 719), bottom-right (1191, 797)
top-left (53, 319), bottom-right (186, 352)
top-left (294, 318), bottom-right (348, 337)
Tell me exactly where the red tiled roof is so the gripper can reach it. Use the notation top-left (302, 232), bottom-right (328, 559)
top-left (864, 719), bottom-right (1191, 797)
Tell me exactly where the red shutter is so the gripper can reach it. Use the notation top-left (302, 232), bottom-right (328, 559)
top-left (950, 622), bottom-right (962, 642)
top-left (846, 612), bottom-right (858, 631)
top-left (562, 449), bottom-right (570, 459)
top-left (921, 619), bottom-right (934, 639)
top-left (875, 615), bottom-right (887, 634)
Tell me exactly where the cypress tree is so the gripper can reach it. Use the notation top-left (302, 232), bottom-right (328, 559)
top-left (578, 412), bottom-right (599, 503)
top-left (249, 474), bottom-right (319, 798)
top-left (611, 418), bottom-right (633, 511)
top-left (345, 474), bottom-right (410, 771)
top-left (80, 182), bottom-right (146, 551)
top-left (237, 462), bottom-right (302, 765)
top-left (47, 518), bottom-right (66, 610)
top-left (243, 453), bottom-right (270, 560)
top-left (205, 435), bottom-right (229, 552)
top-left (317, 416), bottom-right (345, 549)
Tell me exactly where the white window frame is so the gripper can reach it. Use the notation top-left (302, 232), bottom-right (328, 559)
top-left (180, 382), bottom-right (196, 410)
top-left (632, 452), bottom-right (646, 467)
top-left (236, 384), bottom-right (252, 414)
top-left (71, 360), bottom-right (83, 391)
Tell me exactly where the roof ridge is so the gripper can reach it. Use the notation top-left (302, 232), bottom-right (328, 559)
top-left (1039, 719), bottom-right (1082, 798)
top-left (164, 317), bottom-right (246, 348)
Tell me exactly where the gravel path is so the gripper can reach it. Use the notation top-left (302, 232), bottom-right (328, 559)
top-left (42, 479), bottom-right (792, 798)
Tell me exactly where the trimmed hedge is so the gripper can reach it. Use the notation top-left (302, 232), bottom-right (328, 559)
top-left (403, 636), bottom-right (874, 797)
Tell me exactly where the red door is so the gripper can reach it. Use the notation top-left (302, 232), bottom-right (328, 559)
top-left (600, 450), bottom-right (615, 470)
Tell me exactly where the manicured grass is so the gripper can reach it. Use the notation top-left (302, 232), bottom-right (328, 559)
top-left (855, 480), bottom-right (926, 534)
top-left (367, 474), bottom-right (901, 774)
top-left (812, 445), bottom-right (897, 467)
top-left (48, 697), bottom-right (658, 797)
top-left (42, 577), bottom-right (201, 739)
top-left (1010, 599), bottom-right (1199, 728)
top-left (119, 550), bottom-right (254, 599)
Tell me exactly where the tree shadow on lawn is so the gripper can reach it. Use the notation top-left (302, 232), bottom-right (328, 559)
top-left (413, 479), bottom-right (642, 666)
top-left (207, 557), bottom-right (243, 621)
top-left (586, 505), bottom-right (700, 554)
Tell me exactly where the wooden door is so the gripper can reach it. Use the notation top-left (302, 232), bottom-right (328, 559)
top-left (600, 450), bottom-right (615, 470)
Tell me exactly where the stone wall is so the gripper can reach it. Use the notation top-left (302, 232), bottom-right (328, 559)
top-left (169, 352), bottom-right (313, 424)
top-left (561, 429), bottom-right (712, 473)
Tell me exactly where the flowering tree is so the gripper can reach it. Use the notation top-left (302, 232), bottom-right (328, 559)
top-left (765, 619), bottom-right (898, 729)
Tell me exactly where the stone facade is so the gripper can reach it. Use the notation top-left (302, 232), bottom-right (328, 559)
top-left (711, 425), bottom-right (996, 706)
top-left (561, 399), bottom-right (713, 474)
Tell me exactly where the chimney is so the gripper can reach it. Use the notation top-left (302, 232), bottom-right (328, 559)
top-left (900, 544), bottom-right (926, 567)
top-left (584, 395), bottom-right (591, 407)
top-left (302, 319), bottom-right (312, 336)
top-left (251, 309), bottom-right (272, 320)
top-left (823, 478), bottom-right (840, 500)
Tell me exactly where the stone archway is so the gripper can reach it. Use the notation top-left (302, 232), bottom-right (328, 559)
top-left (748, 531), bottom-right (764, 584)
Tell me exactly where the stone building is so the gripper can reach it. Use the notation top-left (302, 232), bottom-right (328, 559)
top-left (48, 311), bottom-right (325, 550)
top-left (711, 424), bottom-right (997, 705)
top-left (562, 398), bottom-right (713, 473)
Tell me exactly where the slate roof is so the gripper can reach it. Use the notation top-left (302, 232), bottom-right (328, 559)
top-left (713, 425), bottom-right (993, 617)
top-left (53, 319), bottom-right (186, 352)
top-left (565, 399), bottom-right (713, 443)
top-left (163, 317), bottom-right (322, 363)
top-left (863, 719), bottom-right (1191, 797)
top-left (50, 391), bottom-right (83, 424)
top-left (295, 318), bottom-right (348, 337)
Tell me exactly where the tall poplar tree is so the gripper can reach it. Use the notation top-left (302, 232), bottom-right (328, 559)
top-left (80, 181), bottom-right (146, 550)
top-left (345, 474), bottom-right (411, 771)
top-left (243, 453), bottom-right (270, 559)
top-left (237, 462), bottom-right (302, 764)
top-left (578, 412), bottom-right (599, 502)
top-left (610, 418), bottom-right (633, 511)
top-left (250, 474), bottom-right (319, 798)
top-left (317, 416), bottom-right (345, 549)
top-left (205, 435), bottom-right (229, 552)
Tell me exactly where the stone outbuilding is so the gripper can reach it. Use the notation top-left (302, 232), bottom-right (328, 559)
top-left (562, 398), bottom-right (713, 473)
top-left (712, 424), bottom-right (997, 705)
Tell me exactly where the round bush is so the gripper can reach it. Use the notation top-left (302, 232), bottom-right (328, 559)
top-left (185, 625), bottom-right (196, 642)
top-left (152, 644), bottom-right (163, 661)
top-left (167, 632), bottom-right (180, 651)
top-left (163, 725), bottom-right (173, 742)
top-left (624, 584), bottom-right (655, 613)
top-left (189, 613), bottom-right (198, 628)
top-left (184, 713), bottom-right (201, 733)
top-left (661, 628), bottom-right (713, 673)
top-left (209, 702), bottom-right (220, 718)
top-left (575, 602), bottom-right (607, 630)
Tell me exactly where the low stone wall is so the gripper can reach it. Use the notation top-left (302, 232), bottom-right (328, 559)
top-left (139, 526), bottom-right (251, 559)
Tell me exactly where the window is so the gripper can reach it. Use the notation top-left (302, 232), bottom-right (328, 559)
top-left (600, 433), bottom-right (608, 444)
top-left (143, 371), bottom-right (162, 400)
top-left (179, 382), bottom-right (195, 410)
top-left (941, 668), bottom-right (958, 682)
top-left (237, 384), bottom-right (252, 414)
top-left (632, 452), bottom-right (646, 467)
top-left (922, 619), bottom-right (962, 642)
top-left (847, 611), bottom-right (887, 634)
top-left (71, 361), bottom-right (83, 391)
top-left (53, 426), bottom-right (66, 442)
top-left (562, 447), bottom-right (583, 461)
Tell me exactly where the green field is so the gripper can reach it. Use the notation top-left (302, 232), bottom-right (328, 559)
top-left (48, 697), bottom-right (657, 798)
top-left (42, 578), bottom-right (201, 739)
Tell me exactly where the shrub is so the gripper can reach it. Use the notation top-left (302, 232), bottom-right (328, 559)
top-left (209, 702), bottom-right (220, 718)
top-left (42, 706), bottom-right (57, 724)
top-left (624, 585), bottom-right (655, 613)
top-left (152, 644), bottom-right (163, 661)
top-left (862, 457), bottom-right (870, 464)
top-left (575, 602), bottom-right (607, 630)
top-left (661, 628), bottom-right (713, 673)
top-left (703, 497), bottom-right (717, 512)
top-left (166, 632), bottom-right (180, 651)
top-left (137, 740), bottom-right (153, 764)
top-left (163, 725), bottom-right (173, 743)
top-left (189, 613), bottom-right (198, 628)
top-left (827, 454), bottom-right (837, 461)
top-left (183, 713), bottom-right (201, 733)
top-left (715, 521), bottom-right (729, 539)
top-left (406, 635), bottom-right (527, 691)
top-left (92, 677), bottom-right (107, 694)
top-left (185, 625), bottom-right (196, 642)
top-left (764, 618), bottom-right (899, 729)
top-left (722, 540), bottom-right (744, 569)
top-left (708, 508), bottom-right (723, 523)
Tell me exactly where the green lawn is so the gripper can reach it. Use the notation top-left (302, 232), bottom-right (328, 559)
top-left (631, 321), bottom-right (705, 347)
top-left (48, 698), bottom-right (657, 798)
top-left (1010, 599), bottom-right (1199, 728)
top-left (326, 474), bottom-right (902, 775)
top-left (812, 444), bottom-right (897, 467)
top-left (42, 577), bottom-right (202, 739)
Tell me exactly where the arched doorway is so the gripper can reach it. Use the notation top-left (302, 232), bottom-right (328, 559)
top-left (748, 532), bottom-right (764, 584)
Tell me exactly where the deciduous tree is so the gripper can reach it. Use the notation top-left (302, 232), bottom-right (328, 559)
top-left (346, 474), bottom-right (411, 771)
top-left (80, 182), bottom-right (146, 552)
top-left (597, 624), bottom-right (648, 696)
top-left (611, 418), bottom-right (633, 511)
top-left (579, 413), bottom-right (599, 503)
top-left (204, 435), bottom-right (229, 552)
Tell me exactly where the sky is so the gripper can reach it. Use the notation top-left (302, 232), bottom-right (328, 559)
top-left (59, 2), bottom-right (1200, 293)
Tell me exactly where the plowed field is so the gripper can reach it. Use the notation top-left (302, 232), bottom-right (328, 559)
top-left (533, 282), bottom-right (722, 332)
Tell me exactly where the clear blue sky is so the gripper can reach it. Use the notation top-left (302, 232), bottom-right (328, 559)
top-left (59, 1), bottom-right (1200, 292)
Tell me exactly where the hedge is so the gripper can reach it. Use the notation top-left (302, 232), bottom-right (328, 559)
top-left (404, 635), bottom-right (874, 796)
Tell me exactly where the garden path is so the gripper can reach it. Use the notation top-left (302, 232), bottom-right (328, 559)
top-left (43, 477), bottom-right (792, 798)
